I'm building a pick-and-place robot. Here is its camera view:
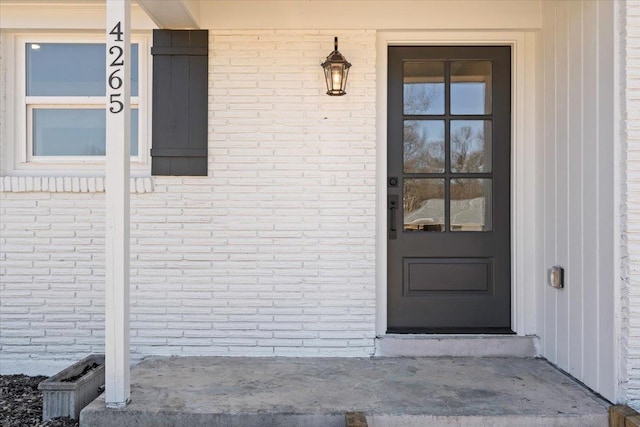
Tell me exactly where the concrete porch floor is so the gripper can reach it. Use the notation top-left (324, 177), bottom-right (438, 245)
top-left (80, 356), bottom-right (609, 427)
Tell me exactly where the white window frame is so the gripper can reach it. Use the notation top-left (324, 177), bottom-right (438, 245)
top-left (4, 32), bottom-right (151, 175)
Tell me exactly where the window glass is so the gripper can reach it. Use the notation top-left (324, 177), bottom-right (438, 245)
top-left (33, 108), bottom-right (138, 156)
top-left (403, 61), bottom-right (445, 115)
top-left (450, 61), bottom-right (492, 115)
top-left (450, 178), bottom-right (492, 231)
top-left (403, 178), bottom-right (445, 232)
top-left (26, 43), bottom-right (139, 97)
top-left (450, 120), bottom-right (492, 173)
top-left (404, 120), bottom-right (445, 173)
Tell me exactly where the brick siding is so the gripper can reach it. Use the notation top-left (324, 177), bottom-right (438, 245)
top-left (0, 30), bottom-right (377, 374)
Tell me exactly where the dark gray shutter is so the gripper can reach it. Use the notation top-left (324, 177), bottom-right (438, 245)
top-left (151, 30), bottom-right (208, 176)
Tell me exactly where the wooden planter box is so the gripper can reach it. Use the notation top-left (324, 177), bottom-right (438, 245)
top-left (38, 354), bottom-right (105, 421)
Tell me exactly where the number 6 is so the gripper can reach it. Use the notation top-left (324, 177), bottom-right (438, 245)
top-left (109, 69), bottom-right (122, 90)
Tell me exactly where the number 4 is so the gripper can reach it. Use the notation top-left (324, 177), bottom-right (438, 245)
top-left (110, 22), bottom-right (123, 42)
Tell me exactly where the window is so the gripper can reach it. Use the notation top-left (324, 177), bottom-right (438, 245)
top-left (8, 34), bottom-right (150, 174)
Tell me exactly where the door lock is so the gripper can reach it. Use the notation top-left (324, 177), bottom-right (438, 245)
top-left (388, 195), bottom-right (398, 240)
top-left (388, 177), bottom-right (399, 187)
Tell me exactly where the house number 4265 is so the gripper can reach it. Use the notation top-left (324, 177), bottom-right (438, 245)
top-left (108, 22), bottom-right (124, 114)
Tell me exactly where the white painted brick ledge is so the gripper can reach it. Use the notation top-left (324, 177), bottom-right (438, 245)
top-left (0, 176), bottom-right (154, 193)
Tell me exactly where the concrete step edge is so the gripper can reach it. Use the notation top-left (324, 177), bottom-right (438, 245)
top-left (367, 413), bottom-right (607, 427)
top-left (81, 410), bottom-right (607, 427)
top-left (374, 335), bottom-right (540, 357)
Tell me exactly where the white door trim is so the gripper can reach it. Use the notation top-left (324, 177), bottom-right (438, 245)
top-left (375, 30), bottom-right (540, 336)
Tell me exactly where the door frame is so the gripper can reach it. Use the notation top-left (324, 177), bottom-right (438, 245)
top-left (376, 30), bottom-right (540, 336)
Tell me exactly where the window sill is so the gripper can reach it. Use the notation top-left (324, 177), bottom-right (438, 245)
top-left (0, 176), bottom-right (154, 193)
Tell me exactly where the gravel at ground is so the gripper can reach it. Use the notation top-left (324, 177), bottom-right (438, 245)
top-left (1, 375), bottom-right (79, 427)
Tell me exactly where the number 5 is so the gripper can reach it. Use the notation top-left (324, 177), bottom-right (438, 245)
top-left (110, 93), bottom-right (123, 114)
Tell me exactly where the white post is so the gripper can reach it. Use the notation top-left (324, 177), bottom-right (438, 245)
top-left (105, 0), bottom-right (131, 408)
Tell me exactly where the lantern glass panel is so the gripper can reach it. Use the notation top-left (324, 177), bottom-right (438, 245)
top-left (323, 66), bottom-right (332, 93)
top-left (331, 64), bottom-right (343, 92)
top-left (340, 67), bottom-right (350, 93)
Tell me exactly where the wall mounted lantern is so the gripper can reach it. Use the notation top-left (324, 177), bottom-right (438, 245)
top-left (321, 37), bottom-right (351, 96)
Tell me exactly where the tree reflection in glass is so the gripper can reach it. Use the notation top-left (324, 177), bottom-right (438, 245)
top-left (403, 62), bottom-right (445, 115)
top-left (404, 121), bottom-right (445, 173)
top-left (450, 121), bottom-right (492, 173)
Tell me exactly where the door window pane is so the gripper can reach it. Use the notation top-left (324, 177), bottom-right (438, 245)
top-left (403, 61), bottom-right (445, 115)
top-left (26, 43), bottom-right (139, 96)
top-left (451, 61), bottom-right (492, 115)
top-left (450, 120), bottom-right (492, 173)
top-left (404, 179), bottom-right (445, 232)
top-left (450, 178), bottom-right (492, 231)
top-left (404, 120), bottom-right (445, 173)
top-left (33, 108), bottom-right (138, 156)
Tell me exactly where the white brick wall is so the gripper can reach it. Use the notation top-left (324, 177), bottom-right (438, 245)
top-left (0, 30), bottom-right (377, 374)
top-left (0, 192), bottom-right (106, 373)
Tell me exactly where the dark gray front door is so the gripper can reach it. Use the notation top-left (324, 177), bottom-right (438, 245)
top-left (387, 46), bottom-right (511, 333)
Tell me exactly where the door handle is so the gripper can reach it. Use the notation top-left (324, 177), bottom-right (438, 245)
top-left (388, 195), bottom-right (398, 240)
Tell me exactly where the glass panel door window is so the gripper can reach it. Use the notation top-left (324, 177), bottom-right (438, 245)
top-left (401, 59), bottom-right (495, 233)
top-left (24, 41), bottom-right (140, 161)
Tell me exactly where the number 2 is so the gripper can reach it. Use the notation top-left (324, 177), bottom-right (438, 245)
top-left (109, 46), bottom-right (123, 67)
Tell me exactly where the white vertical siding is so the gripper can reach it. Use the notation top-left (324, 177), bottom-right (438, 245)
top-left (568, 0), bottom-right (584, 380)
top-left (596, 0), bottom-right (616, 402)
top-left (521, 30), bottom-right (542, 337)
top-left (542, 1), bottom-right (558, 366)
top-left (624, 0), bottom-right (640, 407)
top-left (581, 0), bottom-right (599, 391)
top-left (540, 0), bottom-right (617, 401)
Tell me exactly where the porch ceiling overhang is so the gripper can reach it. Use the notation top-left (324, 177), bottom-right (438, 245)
top-left (136, 0), bottom-right (200, 29)
top-left (0, 0), bottom-right (542, 31)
